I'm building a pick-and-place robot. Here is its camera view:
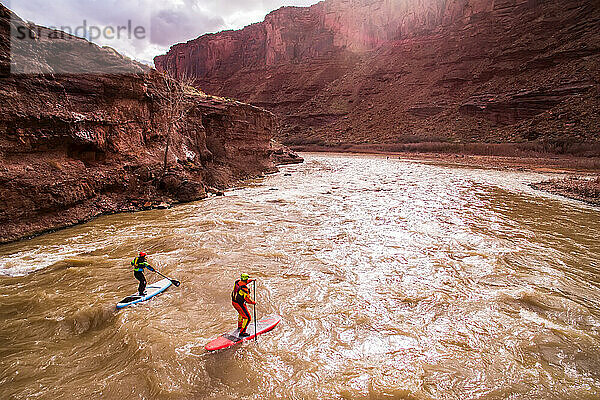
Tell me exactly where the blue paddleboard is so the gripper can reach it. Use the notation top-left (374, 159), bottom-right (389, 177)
top-left (116, 278), bottom-right (172, 309)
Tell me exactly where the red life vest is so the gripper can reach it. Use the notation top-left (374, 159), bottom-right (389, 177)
top-left (231, 280), bottom-right (250, 304)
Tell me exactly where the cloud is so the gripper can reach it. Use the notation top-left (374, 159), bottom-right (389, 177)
top-left (151, 7), bottom-right (224, 47)
top-left (2, 0), bottom-right (322, 64)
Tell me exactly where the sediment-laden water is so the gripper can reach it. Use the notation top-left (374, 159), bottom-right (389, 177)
top-left (1, 154), bottom-right (599, 399)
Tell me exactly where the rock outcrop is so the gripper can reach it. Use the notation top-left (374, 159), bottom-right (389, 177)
top-left (269, 140), bottom-right (305, 165)
top-left (0, 5), bottom-right (296, 244)
top-left (155, 0), bottom-right (600, 151)
top-left (532, 176), bottom-right (600, 206)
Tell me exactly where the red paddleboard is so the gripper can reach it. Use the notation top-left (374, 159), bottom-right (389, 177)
top-left (205, 314), bottom-right (281, 351)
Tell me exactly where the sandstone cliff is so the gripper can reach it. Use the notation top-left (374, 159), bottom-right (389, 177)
top-left (0, 5), bottom-right (299, 244)
top-left (155, 0), bottom-right (600, 152)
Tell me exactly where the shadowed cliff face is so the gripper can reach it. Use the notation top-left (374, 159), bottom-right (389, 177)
top-left (0, 4), bottom-right (301, 244)
top-left (155, 0), bottom-right (600, 149)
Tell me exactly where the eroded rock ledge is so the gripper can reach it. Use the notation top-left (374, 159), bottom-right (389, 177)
top-left (0, 4), bottom-right (301, 244)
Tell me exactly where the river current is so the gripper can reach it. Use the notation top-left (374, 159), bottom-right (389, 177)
top-left (1, 154), bottom-right (599, 399)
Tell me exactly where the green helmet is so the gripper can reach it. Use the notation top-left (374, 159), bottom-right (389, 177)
top-left (240, 273), bottom-right (249, 281)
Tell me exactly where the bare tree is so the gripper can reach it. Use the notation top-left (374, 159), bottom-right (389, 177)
top-left (148, 71), bottom-right (199, 176)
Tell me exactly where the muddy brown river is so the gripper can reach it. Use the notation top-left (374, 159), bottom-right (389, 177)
top-left (1, 154), bottom-right (599, 399)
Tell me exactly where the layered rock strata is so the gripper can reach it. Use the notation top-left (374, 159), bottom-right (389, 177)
top-left (156, 0), bottom-right (600, 151)
top-left (0, 5), bottom-right (300, 244)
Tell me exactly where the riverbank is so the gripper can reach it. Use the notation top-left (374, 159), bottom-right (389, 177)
top-left (531, 176), bottom-right (600, 207)
top-left (0, 145), bottom-right (301, 246)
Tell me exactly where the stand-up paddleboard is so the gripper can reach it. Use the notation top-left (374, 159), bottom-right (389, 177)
top-left (205, 314), bottom-right (281, 351)
top-left (116, 278), bottom-right (172, 309)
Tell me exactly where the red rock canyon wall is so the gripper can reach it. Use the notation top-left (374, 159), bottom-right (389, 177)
top-left (155, 0), bottom-right (600, 149)
top-left (0, 4), bottom-right (300, 243)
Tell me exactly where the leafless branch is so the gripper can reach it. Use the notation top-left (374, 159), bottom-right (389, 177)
top-left (147, 70), bottom-right (200, 176)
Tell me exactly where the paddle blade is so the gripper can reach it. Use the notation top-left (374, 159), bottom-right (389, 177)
top-left (171, 279), bottom-right (181, 287)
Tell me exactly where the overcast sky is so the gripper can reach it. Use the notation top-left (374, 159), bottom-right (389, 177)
top-left (2, 0), bottom-right (321, 65)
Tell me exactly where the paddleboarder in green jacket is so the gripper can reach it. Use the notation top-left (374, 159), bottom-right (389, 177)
top-left (232, 273), bottom-right (256, 337)
top-left (131, 252), bottom-right (155, 296)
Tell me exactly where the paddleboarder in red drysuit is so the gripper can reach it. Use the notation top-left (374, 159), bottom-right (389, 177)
top-left (231, 273), bottom-right (256, 337)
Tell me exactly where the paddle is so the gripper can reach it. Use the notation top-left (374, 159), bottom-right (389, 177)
top-left (150, 267), bottom-right (181, 287)
top-left (253, 280), bottom-right (257, 342)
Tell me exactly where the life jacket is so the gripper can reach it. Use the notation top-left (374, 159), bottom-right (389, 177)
top-left (231, 280), bottom-right (250, 304)
top-left (131, 257), bottom-right (146, 272)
